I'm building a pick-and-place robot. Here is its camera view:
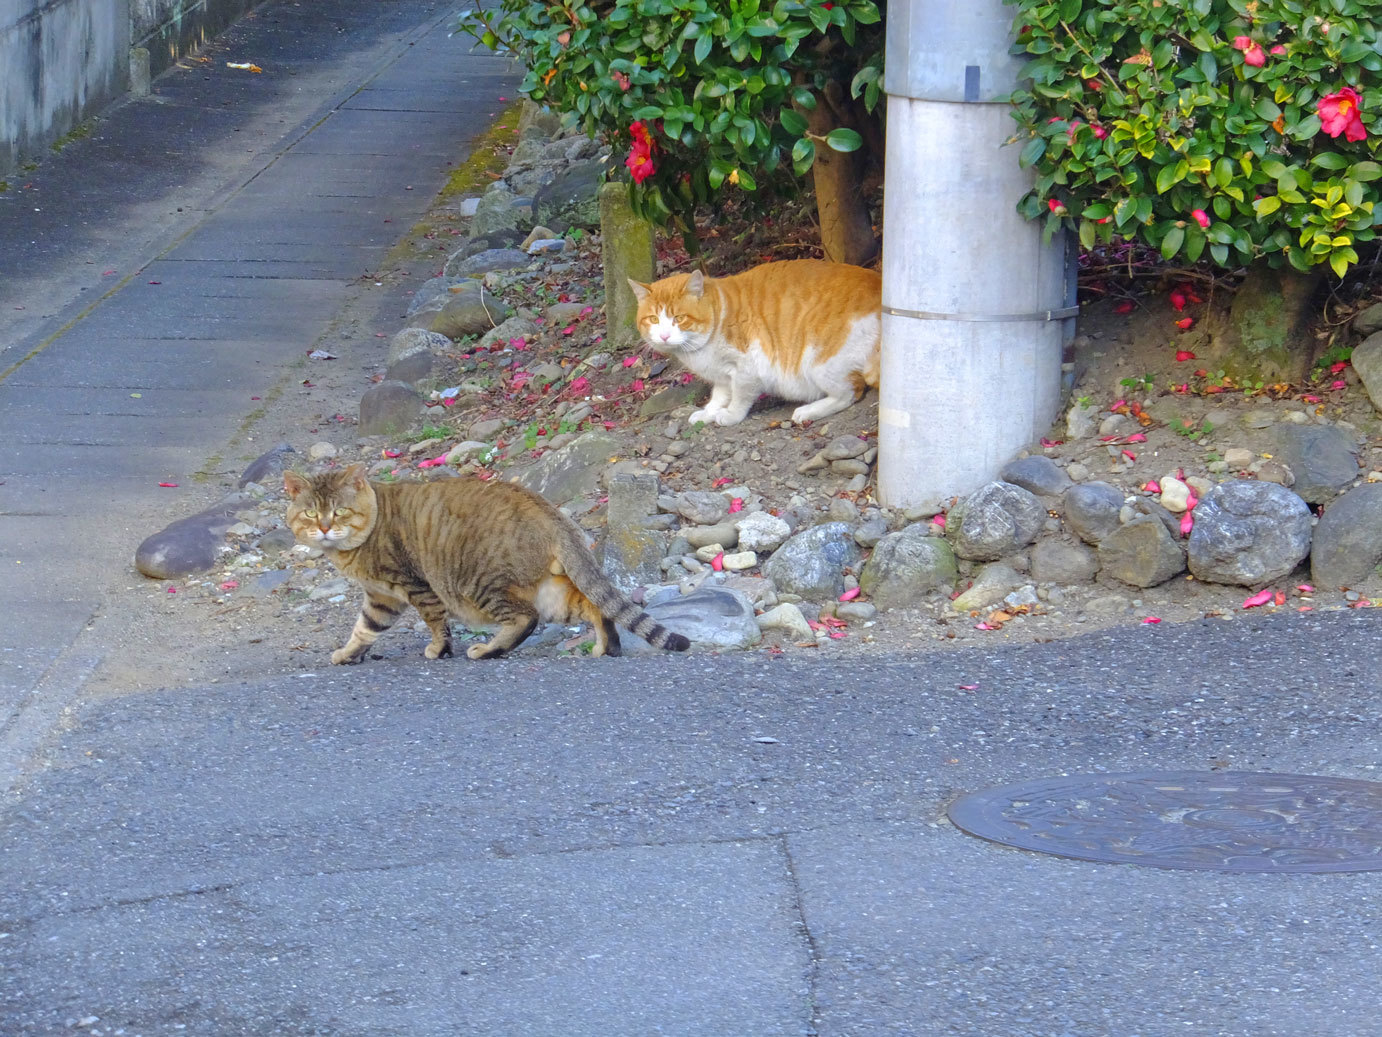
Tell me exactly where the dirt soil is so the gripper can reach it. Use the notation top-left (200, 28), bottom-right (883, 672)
top-left (85, 142), bottom-right (1382, 698)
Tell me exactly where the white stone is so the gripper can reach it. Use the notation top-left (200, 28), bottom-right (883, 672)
top-left (756, 602), bottom-right (814, 640)
top-left (722, 551), bottom-right (758, 571)
top-left (1159, 476), bottom-right (1192, 513)
top-left (307, 441), bottom-right (338, 461)
top-left (735, 511), bottom-right (791, 553)
top-left (1224, 447), bottom-right (1255, 468)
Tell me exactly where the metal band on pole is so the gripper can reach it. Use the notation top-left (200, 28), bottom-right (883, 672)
top-left (882, 304), bottom-right (1081, 323)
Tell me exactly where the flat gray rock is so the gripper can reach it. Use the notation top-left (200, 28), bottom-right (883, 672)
top-left (1267, 424), bottom-right (1360, 503)
top-left (238, 443), bottom-right (296, 489)
top-left (1350, 330), bottom-right (1382, 413)
top-left (629, 585), bottom-right (761, 652)
top-left (999, 455), bottom-right (1073, 497)
top-left (1097, 516), bottom-right (1186, 588)
top-left (533, 158), bottom-right (607, 230)
top-left (1310, 483), bottom-right (1382, 589)
top-left (359, 380), bottom-right (424, 437)
top-left (512, 431), bottom-right (620, 506)
top-left (447, 248), bottom-right (531, 278)
top-left (1063, 481), bottom-right (1125, 545)
top-left (134, 494), bottom-right (249, 580)
top-left (1030, 537), bottom-right (1099, 584)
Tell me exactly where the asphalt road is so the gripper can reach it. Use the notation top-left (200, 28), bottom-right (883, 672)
top-left (3, 609), bottom-right (1381, 1035)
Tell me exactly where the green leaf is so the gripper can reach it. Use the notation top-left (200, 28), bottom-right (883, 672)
top-left (791, 136), bottom-right (816, 175)
top-left (694, 32), bottom-right (712, 64)
top-left (1160, 225), bottom-right (1185, 259)
top-left (1311, 152), bottom-right (1349, 170)
top-left (824, 127), bottom-right (863, 152)
top-left (1079, 219), bottom-right (1096, 249)
top-left (1253, 195), bottom-right (1282, 216)
top-left (779, 108), bottom-right (809, 136)
top-left (1352, 161), bottom-right (1382, 182)
top-left (1019, 135), bottom-right (1048, 168)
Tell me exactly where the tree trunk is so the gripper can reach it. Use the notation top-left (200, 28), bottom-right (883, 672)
top-left (802, 81), bottom-right (879, 267)
top-left (1200, 260), bottom-right (1323, 384)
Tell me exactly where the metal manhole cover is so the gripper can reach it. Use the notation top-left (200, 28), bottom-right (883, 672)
top-left (948, 772), bottom-right (1382, 873)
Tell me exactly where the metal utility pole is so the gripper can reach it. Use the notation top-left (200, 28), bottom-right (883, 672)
top-left (876, 1), bottom-right (1073, 511)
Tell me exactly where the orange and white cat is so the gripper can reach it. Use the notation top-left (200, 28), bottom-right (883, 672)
top-left (628, 258), bottom-right (881, 426)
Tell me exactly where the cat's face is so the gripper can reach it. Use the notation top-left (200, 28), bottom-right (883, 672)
top-left (628, 272), bottom-right (712, 354)
top-left (284, 464), bottom-right (377, 550)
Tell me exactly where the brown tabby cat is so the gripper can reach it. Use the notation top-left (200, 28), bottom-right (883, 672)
top-left (283, 465), bottom-right (690, 662)
top-left (628, 258), bottom-right (881, 427)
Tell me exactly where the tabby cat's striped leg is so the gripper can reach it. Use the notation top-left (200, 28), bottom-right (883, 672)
top-left (406, 586), bottom-right (453, 660)
top-left (331, 591), bottom-right (407, 665)
top-left (466, 594), bottom-right (539, 660)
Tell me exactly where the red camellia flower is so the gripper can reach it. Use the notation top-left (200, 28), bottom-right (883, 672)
top-left (1319, 87), bottom-right (1367, 142)
top-left (1092, 124), bottom-right (1108, 139)
top-left (1169, 288), bottom-right (1187, 311)
top-left (1175, 317), bottom-right (1195, 331)
top-left (1233, 35), bottom-right (1266, 67)
top-left (1270, 44), bottom-right (1287, 56)
top-left (625, 121), bottom-right (656, 184)
top-left (1191, 209), bottom-right (1211, 229)
top-left (1048, 197), bottom-right (1065, 214)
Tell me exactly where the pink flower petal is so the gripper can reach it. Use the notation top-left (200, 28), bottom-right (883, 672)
top-left (711, 552), bottom-right (724, 572)
top-left (839, 587), bottom-right (861, 602)
top-left (1126, 433), bottom-right (1147, 443)
top-left (1331, 379), bottom-right (1347, 390)
top-left (167, 586), bottom-right (177, 594)
top-left (1241, 589), bottom-right (1274, 609)
top-left (561, 326), bottom-right (575, 336)
top-left (158, 482), bottom-right (179, 488)
top-left (1297, 584), bottom-right (1314, 593)
top-left (728, 498), bottom-right (743, 514)
top-left (1185, 491), bottom-right (1198, 510)
top-left (1144, 480), bottom-right (1162, 493)
top-left (383, 449), bottom-right (403, 458)
top-left (1142, 616), bottom-right (1162, 624)
top-left (712, 477), bottom-right (734, 488)
top-left (1179, 511), bottom-right (1194, 536)
top-left (569, 376), bottom-right (590, 394)
top-left (1302, 394), bottom-right (1321, 403)
top-left (957, 683), bottom-right (979, 690)
top-left (974, 622), bottom-right (993, 630)
top-left (932, 514), bottom-right (947, 528)
top-left (1040, 437), bottom-right (1063, 448)
top-left (1122, 449), bottom-right (1137, 461)
top-left (623, 356), bottom-right (638, 367)
top-left (219, 580), bottom-right (239, 590)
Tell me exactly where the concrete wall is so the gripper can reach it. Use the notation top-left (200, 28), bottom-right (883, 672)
top-left (1, 0), bottom-right (262, 178)
top-left (1, 0), bottom-right (131, 176)
top-left (131, 0), bottom-right (261, 79)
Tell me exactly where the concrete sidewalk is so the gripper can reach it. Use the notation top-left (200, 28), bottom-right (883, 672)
top-left (2, 611), bottom-right (1380, 1034)
top-left (0, 0), bottom-right (515, 750)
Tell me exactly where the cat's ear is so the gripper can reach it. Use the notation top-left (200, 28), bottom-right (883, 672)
top-left (283, 471), bottom-right (309, 499)
top-left (626, 278), bottom-right (650, 302)
top-left (343, 462), bottom-right (369, 491)
top-left (684, 270), bottom-right (705, 298)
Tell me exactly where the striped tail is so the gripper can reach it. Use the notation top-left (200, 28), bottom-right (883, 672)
top-left (558, 533), bottom-right (691, 652)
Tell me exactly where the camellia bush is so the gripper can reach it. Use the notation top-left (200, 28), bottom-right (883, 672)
top-left (1007, 0), bottom-right (1382, 279)
top-left (458, 0), bottom-right (885, 261)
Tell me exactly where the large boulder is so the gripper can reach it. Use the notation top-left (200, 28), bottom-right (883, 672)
top-left (359, 380), bottom-right (424, 437)
top-left (999, 455), bottom-right (1073, 497)
top-left (946, 481), bottom-right (1045, 560)
top-left (470, 182), bottom-right (526, 237)
top-left (762, 523), bottom-right (863, 599)
top-left (1354, 330), bottom-right (1382, 413)
top-left (629, 585), bottom-right (761, 652)
top-left (135, 494), bottom-right (250, 580)
top-left (1187, 480), bottom-right (1313, 586)
top-left (1310, 483), bottom-right (1382, 589)
top-left (858, 524), bottom-right (958, 609)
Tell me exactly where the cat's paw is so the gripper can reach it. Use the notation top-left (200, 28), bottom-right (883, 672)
top-left (424, 640), bottom-right (453, 660)
top-left (713, 411), bottom-right (744, 427)
top-left (688, 407), bottom-right (720, 426)
top-left (331, 646), bottom-right (365, 665)
top-left (466, 642), bottom-right (496, 660)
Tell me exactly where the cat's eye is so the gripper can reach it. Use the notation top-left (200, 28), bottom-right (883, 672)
top-left (335, 508), bottom-right (351, 518)
top-left (303, 508), bottom-right (318, 519)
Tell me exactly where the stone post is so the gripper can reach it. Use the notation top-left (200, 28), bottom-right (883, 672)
top-left (599, 181), bottom-right (657, 349)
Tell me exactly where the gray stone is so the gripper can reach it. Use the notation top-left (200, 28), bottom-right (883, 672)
top-left (404, 277), bottom-right (453, 317)
top-left (999, 456), bottom-right (1073, 497)
top-left (821, 435), bottom-right (869, 461)
top-left (385, 351), bottom-right (433, 384)
top-left (418, 288), bottom-right (510, 340)
top-left (677, 491), bottom-right (729, 526)
top-left (446, 248), bottom-right (531, 279)
top-left (853, 516), bottom-right (890, 548)
top-left (721, 575), bottom-right (776, 605)
top-left (134, 495), bottom-right (248, 580)
top-left (307, 442), bottom-right (338, 462)
top-left (1064, 481), bottom-right (1126, 544)
top-left (1354, 331), bottom-right (1382, 413)
top-left (477, 316), bottom-right (540, 351)
top-left (826, 497), bottom-right (860, 524)
top-left (602, 525), bottom-right (667, 594)
top-left (946, 481), bottom-right (1045, 561)
top-left (1310, 483), bottom-right (1382, 589)
top-left (950, 562), bottom-right (1024, 612)
top-left (831, 458), bottom-right (870, 477)
top-left (259, 528), bottom-right (297, 554)
top-left (388, 327), bottom-right (451, 364)
top-left (859, 525), bottom-right (958, 609)
top-left (1097, 517), bottom-right (1186, 588)
top-left (1030, 538), bottom-right (1100, 584)
top-left (836, 601), bottom-right (878, 623)
top-left (238, 443), bottom-right (296, 489)
top-left (640, 383), bottom-right (700, 418)
top-left (469, 417), bottom-right (507, 440)
top-left (628, 586), bottom-right (761, 652)
top-left (1353, 303), bottom-right (1382, 337)
top-left (683, 521), bottom-right (739, 551)
top-left (756, 603), bottom-right (814, 641)
top-left (248, 569), bottom-right (293, 597)
top-left (736, 511), bottom-right (791, 554)
top-left (600, 181), bottom-right (656, 349)
top-left (1066, 401), bottom-right (1098, 440)
top-left (1267, 424), bottom-right (1359, 503)
top-left (533, 158), bottom-right (607, 231)
top-left (607, 472), bottom-right (661, 528)
top-left (762, 523), bottom-right (863, 599)
top-left (359, 380), bottom-right (424, 437)
top-left (1187, 480), bottom-right (1313, 586)
top-left (470, 183), bottom-right (523, 237)
top-left (445, 441), bottom-right (494, 465)
top-left (511, 431), bottom-right (620, 505)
